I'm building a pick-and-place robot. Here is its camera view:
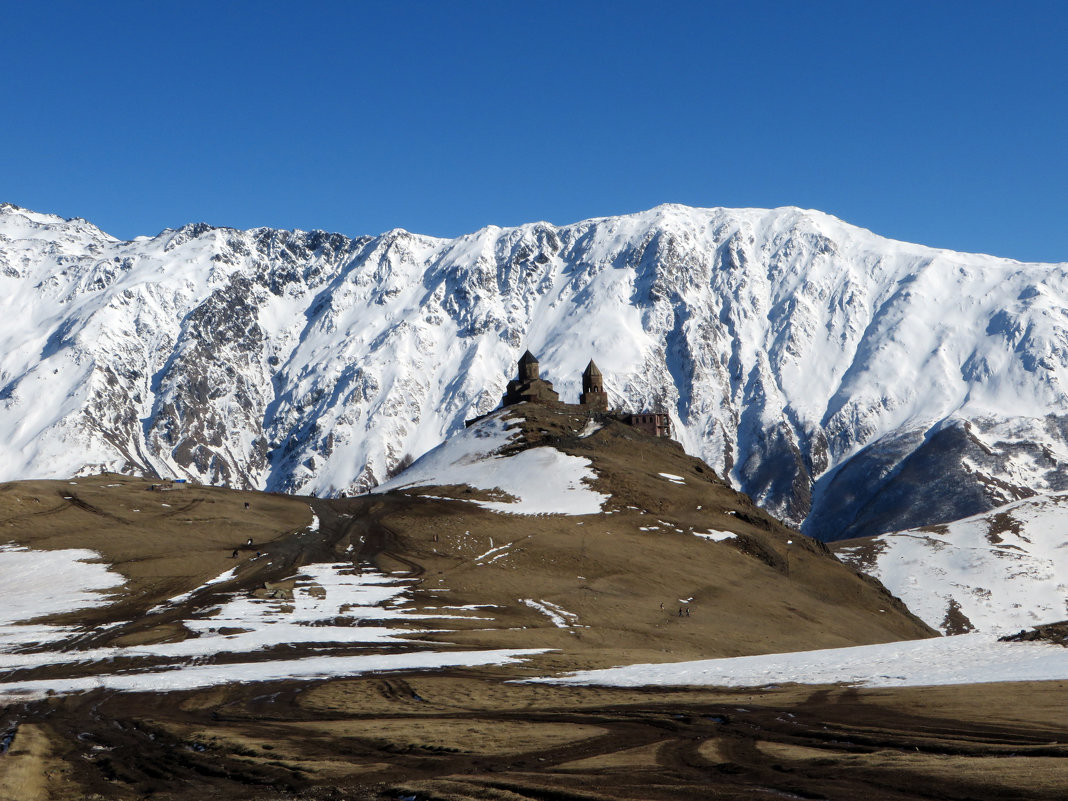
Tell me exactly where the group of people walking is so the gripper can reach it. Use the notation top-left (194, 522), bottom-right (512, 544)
top-left (660, 602), bottom-right (691, 617)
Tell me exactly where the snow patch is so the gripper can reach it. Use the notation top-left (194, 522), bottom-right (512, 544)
top-left (521, 599), bottom-right (579, 629)
top-left (374, 413), bottom-right (607, 515)
top-left (696, 530), bottom-right (737, 542)
top-left (0, 557), bottom-right (541, 697)
top-left (0, 649), bottom-right (547, 700)
top-left (534, 634), bottom-right (1068, 688)
top-left (578, 419), bottom-right (602, 438)
top-left (147, 565), bottom-right (241, 613)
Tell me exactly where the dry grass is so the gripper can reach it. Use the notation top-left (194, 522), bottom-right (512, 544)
top-left (0, 474), bottom-right (312, 628)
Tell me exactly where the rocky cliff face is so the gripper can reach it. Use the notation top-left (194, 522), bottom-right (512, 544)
top-left (2, 201), bottom-right (1068, 540)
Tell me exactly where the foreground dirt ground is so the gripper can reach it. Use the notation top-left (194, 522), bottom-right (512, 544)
top-left (0, 412), bottom-right (1064, 799)
top-left (3, 675), bottom-right (1067, 800)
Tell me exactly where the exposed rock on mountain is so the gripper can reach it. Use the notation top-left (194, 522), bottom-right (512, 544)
top-left (3, 201), bottom-right (1068, 540)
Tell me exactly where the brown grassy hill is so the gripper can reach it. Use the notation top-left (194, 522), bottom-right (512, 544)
top-left (346, 402), bottom-right (934, 671)
top-left (0, 475), bottom-right (314, 648)
top-left (0, 406), bottom-right (932, 673)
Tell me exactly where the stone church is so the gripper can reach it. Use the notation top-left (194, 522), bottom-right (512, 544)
top-left (578, 360), bottom-right (608, 411)
top-left (502, 350), bottom-right (560, 405)
top-left (499, 351), bottom-right (670, 437)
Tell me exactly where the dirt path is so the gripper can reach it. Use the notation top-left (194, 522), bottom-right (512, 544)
top-left (59, 491), bottom-right (131, 524)
top-left (0, 724), bottom-right (62, 801)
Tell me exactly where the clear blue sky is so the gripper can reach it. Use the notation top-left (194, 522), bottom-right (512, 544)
top-left (4, 1), bottom-right (1067, 261)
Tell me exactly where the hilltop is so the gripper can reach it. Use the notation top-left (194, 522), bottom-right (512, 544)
top-left (358, 402), bottom-right (933, 669)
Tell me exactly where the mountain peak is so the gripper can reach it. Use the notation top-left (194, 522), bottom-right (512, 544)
top-left (0, 202), bottom-right (82, 228)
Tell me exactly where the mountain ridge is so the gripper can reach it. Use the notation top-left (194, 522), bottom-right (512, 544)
top-left (3, 201), bottom-right (1068, 540)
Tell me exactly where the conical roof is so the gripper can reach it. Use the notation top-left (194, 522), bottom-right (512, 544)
top-left (519, 350), bottom-right (539, 366)
top-left (583, 359), bottom-right (601, 376)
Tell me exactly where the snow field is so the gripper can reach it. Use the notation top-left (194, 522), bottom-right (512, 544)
top-left (837, 492), bottom-right (1068, 634)
top-left (8, 202), bottom-right (1068, 540)
top-left (0, 544), bottom-right (125, 649)
top-left (0, 548), bottom-right (541, 698)
top-left (534, 634), bottom-right (1068, 689)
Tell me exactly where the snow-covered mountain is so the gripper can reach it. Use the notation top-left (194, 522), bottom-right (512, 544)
top-left (3, 200), bottom-right (1068, 540)
top-left (834, 493), bottom-right (1068, 635)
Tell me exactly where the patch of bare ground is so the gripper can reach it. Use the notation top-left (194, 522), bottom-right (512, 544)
top-left (0, 723), bottom-right (75, 801)
top-left (832, 535), bottom-right (888, 574)
top-left (940, 598), bottom-right (977, 635)
top-left (1001, 620), bottom-right (1068, 647)
top-left (987, 510), bottom-right (1024, 544)
top-left (918, 523), bottom-right (951, 536)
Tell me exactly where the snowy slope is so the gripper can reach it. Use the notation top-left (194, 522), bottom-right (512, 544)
top-left (835, 493), bottom-right (1068, 635)
top-left (3, 201), bottom-right (1068, 539)
top-left (534, 633), bottom-right (1068, 689)
top-left (372, 410), bottom-right (607, 515)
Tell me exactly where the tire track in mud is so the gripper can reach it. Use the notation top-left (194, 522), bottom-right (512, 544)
top-left (11, 670), bottom-right (1068, 801)
top-left (0, 494), bottom-right (81, 527)
top-left (324, 498), bottom-right (427, 579)
top-left (344, 695), bottom-right (1068, 801)
top-left (155, 497), bottom-right (204, 518)
top-left (57, 491), bottom-right (131, 524)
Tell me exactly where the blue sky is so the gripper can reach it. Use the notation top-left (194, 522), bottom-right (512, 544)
top-left (4, 1), bottom-right (1067, 261)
